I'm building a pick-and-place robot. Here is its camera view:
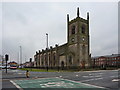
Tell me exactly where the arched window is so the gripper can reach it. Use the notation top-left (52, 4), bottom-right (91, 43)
top-left (82, 45), bottom-right (85, 55)
top-left (81, 24), bottom-right (85, 34)
top-left (53, 53), bottom-right (56, 66)
top-left (49, 54), bottom-right (50, 66)
top-left (45, 55), bottom-right (47, 65)
top-left (71, 25), bottom-right (75, 34)
top-left (41, 55), bottom-right (44, 65)
top-left (61, 61), bottom-right (64, 70)
top-left (69, 56), bottom-right (72, 65)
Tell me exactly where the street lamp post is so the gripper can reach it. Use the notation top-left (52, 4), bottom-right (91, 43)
top-left (19, 46), bottom-right (22, 68)
top-left (46, 33), bottom-right (48, 71)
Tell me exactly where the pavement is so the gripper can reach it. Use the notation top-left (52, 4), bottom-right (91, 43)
top-left (1, 69), bottom-right (120, 90)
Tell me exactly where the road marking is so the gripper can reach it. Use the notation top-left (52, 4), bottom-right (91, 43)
top-left (112, 79), bottom-right (120, 82)
top-left (110, 76), bottom-right (118, 78)
top-left (76, 75), bottom-right (78, 77)
top-left (40, 81), bottom-right (67, 88)
top-left (11, 70), bottom-right (18, 72)
top-left (80, 78), bottom-right (103, 82)
top-left (61, 78), bottom-right (106, 89)
top-left (12, 77), bottom-right (106, 89)
top-left (59, 76), bottom-right (62, 77)
top-left (83, 75), bottom-right (102, 78)
top-left (2, 79), bottom-right (10, 81)
top-left (83, 76), bottom-right (89, 77)
top-left (10, 80), bottom-right (23, 90)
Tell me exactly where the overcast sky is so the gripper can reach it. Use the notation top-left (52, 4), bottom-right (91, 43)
top-left (1, 2), bottom-right (118, 63)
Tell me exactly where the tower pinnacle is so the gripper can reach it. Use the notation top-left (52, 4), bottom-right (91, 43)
top-left (77, 7), bottom-right (79, 17)
top-left (67, 14), bottom-right (69, 22)
top-left (87, 12), bottom-right (89, 20)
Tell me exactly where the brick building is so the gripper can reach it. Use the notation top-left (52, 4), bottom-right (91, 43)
top-left (91, 54), bottom-right (120, 68)
top-left (34, 8), bottom-right (91, 69)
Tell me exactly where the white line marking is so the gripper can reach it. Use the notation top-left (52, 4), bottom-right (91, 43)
top-left (10, 80), bottom-right (23, 90)
top-left (110, 76), bottom-right (118, 78)
top-left (83, 75), bottom-right (102, 78)
top-left (78, 82), bottom-right (106, 89)
top-left (80, 78), bottom-right (103, 82)
top-left (59, 76), bottom-right (62, 78)
top-left (59, 77), bottom-right (106, 89)
top-left (112, 79), bottom-right (120, 82)
top-left (76, 75), bottom-right (78, 77)
top-left (2, 79), bottom-right (10, 81)
top-left (83, 76), bottom-right (89, 77)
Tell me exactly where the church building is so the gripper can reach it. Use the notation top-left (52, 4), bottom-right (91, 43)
top-left (34, 8), bottom-right (91, 69)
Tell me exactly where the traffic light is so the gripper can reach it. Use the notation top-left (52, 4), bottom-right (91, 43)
top-left (5, 54), bottom-right (9, 73)
top-left (5, 54), bottom-right (9, 61)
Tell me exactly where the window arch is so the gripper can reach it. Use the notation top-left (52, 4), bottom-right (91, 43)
top-left (44, 54), bottom-right (47, 65)
top-left (41, 55), bottom-right (44, 65)
top-left (53, 53), bottom-right (56, 66)
top-left (82, 45), bottom-right (85, 55)
top-left (81, 24), bottom-right (85, 34)
top-left (69, 55), bottom-right (72, 65)
top-left (49, 54), bottom-right (50, 66)
top-left (61, 61), bottom-right (64, 70)
top-left (71, 25), bottom-right (75, 34)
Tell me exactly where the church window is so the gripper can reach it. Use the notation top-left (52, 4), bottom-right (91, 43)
top-left (53, 53), bottom-right (56, 66)
top-left (69, 56), bottom-right (72, 65)
top-left (49, 54), bottom-right (50, 66)
top-left (45, 55), bottom-right (47, 65)
top-left (42, 56), bottom-right (44, 65)
top-left (71, 25), bottom-right (75, 34)
top-left (81, 24), bottom-right (85, 34)
top-left (82, 45), bottom-right (85, 55)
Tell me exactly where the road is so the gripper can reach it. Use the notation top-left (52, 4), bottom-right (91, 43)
top-left (2, 69), bottom-right (120, 90)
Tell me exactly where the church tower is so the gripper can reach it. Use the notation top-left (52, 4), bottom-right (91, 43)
top-left (67, 7), bottom-right (90, 68)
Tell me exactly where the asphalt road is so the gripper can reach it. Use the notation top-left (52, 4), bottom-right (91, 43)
top-left (2, 69), bottom-right (120, 90)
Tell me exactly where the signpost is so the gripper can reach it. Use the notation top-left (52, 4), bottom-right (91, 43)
top-left (5, 54), bottom-right (9, 73)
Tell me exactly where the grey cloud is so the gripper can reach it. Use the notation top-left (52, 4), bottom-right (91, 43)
top-left (1, 2), bottom-right (118, 63)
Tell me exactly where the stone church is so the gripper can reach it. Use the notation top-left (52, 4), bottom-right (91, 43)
top-left (34, 8), bottom-right (91, 69)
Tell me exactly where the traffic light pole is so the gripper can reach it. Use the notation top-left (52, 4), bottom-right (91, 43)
top-left (6, 59), bottom-right (7, 73)
top-left (5, 54), bottom-right (9, 74)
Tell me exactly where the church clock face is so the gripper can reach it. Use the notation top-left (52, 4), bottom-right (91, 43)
top-left (82, 37), bottom-right (85, 41)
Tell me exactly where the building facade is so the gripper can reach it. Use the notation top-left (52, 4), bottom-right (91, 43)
top-left (34, 8), bottom-right (91, 69)
top-left (91, 54), bottom-right (120, 68)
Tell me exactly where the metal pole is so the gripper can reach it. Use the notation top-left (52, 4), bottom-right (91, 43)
top-left (46, 33), bottom-right (48, 71)
top-left (20, 46), bottom-right (22, 67)
top-left (5, 54), bottom-right (9, 73)
top-left (46, 33), bottom-right (48, 49)
top-left (17, 52), bottom-right (19, 67)
top-left (6, 59), bottom-right (7, 73)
